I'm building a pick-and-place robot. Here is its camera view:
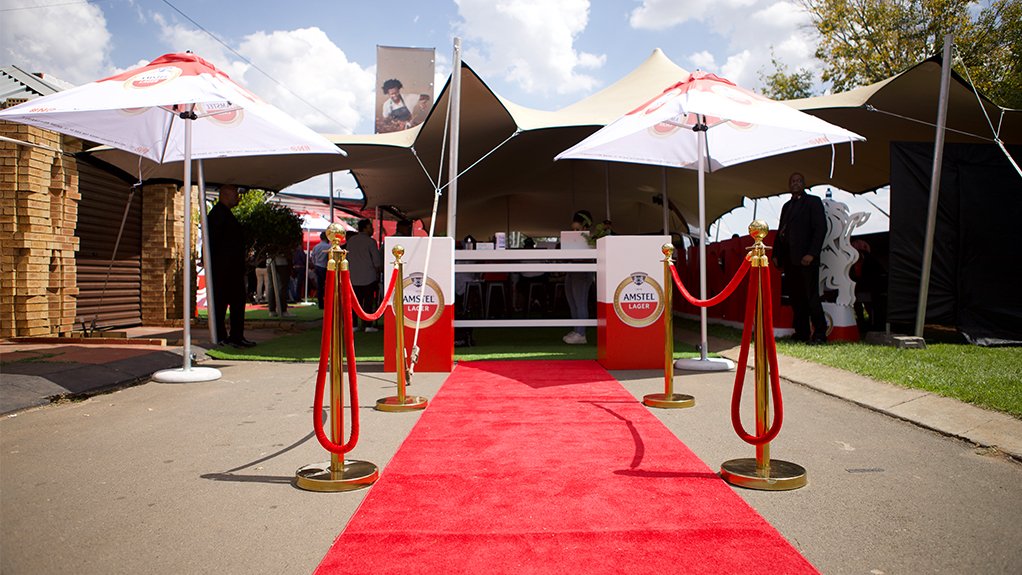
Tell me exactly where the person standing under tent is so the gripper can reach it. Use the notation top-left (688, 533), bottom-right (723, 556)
top-left (774, 172), bottom-right (828, 344)
top-left (563, 209), bottom-right (595, 345)
top-left (311, 231), bottom-right (331, 310)
top-left (207, 185), bottom-right (255, 348)
top-left (346, 218), bottom-right (383, 332)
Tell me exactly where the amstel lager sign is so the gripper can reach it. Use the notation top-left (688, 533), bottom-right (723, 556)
top-left (612, 271), bottom-right (664, 328)
top-left (401, 272), bottom-right (444, 329)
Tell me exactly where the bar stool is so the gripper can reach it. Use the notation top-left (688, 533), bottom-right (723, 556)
top-left (463, 280), bottom-right (484, 315)
top-left (485, 282), bottom-right (508, 318)
top-left (526, 282), bottom-right (547, 317)
top-left (480, 272), bottom-right (509, 318)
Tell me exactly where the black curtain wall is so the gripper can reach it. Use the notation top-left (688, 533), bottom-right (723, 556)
top-left (888, 142), bottom-right (1022, 345)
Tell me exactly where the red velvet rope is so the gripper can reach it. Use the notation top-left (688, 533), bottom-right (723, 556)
top-left (311, 267), bottom-right (360, 455)
top-left (728, 266), bottom-right (785, 446)
top-left (346, 268), bottom-right (400, 321)
top-left (669, 255), bottom-right (751, 308)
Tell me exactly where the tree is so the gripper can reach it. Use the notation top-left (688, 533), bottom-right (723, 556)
top-left (232, 190), bottom-right (303, 263)
top-left (758, 49), bottom-right (817, 100)
top-left (800, 0), bottom-right (1021, 108)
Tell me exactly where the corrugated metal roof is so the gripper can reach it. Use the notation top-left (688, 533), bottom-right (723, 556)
top-left (1, 65), bottom-right (64, 106)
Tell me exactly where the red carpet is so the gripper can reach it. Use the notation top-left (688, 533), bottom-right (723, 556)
top-left (316, 360), bottom-right (817, 574)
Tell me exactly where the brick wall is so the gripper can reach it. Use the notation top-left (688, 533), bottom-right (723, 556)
top-left (0, 122), bottom-right (82, 337)
top-left (141, 183), bottom-right (198, 326)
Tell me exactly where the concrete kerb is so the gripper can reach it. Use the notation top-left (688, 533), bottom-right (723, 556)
top-left (716, 346), bottom-right (1022, 463)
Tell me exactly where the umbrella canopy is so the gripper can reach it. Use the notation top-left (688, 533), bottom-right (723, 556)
top-left (0, 52), bottom-right (341, 162)
top-left (555, 70), bottom-right (864, 367)
top-left (0, 52), bottom-right (344, 381)
top-left (555, 70), bottom-right (864, 173)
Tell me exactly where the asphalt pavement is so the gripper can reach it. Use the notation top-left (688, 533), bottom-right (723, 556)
top-left (1, 326), bottom-right (1020, 574)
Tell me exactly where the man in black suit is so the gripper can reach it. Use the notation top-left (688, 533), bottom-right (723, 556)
top-left (207, 185), bottom-right (255, 348)
top-left (774, 172), bottom-right (828, 344)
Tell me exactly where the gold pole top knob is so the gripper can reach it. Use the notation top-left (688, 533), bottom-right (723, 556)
top-left (661, 243), bottom-right (674, 258)
top-left (326, 223), bottom-right (346, 247)
top-left (392, 245), bottom-right (405, 261)
top-left (748, 220), bottom-right (769, 242)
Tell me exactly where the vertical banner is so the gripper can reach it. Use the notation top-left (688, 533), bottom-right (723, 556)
top-left (376, 46), bottom-right (435, 134)
top-left (383, 236), bottom-right (454, 373)
top-left (597, 235), bottom-right (671, 370)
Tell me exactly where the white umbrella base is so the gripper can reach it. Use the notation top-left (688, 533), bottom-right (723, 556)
top-left (674, 357), bottom-right (735, 372)
top-left (152, 366), bottom-right (222, 383)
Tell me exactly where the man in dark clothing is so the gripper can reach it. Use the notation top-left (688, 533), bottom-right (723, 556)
top-left (207, 185), bottom-right (255, 348)
top-left (774, 172), bottom-right (828, 344)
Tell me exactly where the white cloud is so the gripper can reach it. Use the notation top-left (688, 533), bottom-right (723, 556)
top-left (454, 0), bottom-right (606, 96)
top-left (630, 0), bottom-right (821, 93)
top-left (0, 0), bottom-right (112, 85)
top-left (629, 0), bottom-right (711, 30)
top-left (688, 50), bottom-right (717, 71)
top-left (234, 28), bottom-right (375, 134)
top-left (153, 19), bottom-right (374, 134)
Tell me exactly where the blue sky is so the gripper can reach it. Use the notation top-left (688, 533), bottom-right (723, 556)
top-left (3, 0), bottom-right (823, 135)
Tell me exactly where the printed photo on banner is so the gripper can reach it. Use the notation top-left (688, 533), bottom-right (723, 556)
top-left (375, 45), bottom-right (435, 134)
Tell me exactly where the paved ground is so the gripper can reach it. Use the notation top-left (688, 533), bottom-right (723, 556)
top-left (1, 327), bottom-right (1020, 574)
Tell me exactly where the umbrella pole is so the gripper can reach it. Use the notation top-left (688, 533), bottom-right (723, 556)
top-left (154, 110), bottom-right (221, 383)
top-left (674, 123), bottom-right (734, 373)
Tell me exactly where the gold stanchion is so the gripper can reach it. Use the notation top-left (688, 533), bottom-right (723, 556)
top-left (644, 243), bottom-right (695, 409)
top-left (376, 245), bottom-right (428, 412)
top-left (296, 224), bottom-right (378, 492)
top-left (720, 221), bottom-right (806, 491)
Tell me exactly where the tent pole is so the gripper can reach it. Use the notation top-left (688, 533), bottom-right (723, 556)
top-left (446, 37), bottom-right (462, 238)
top-left (605, 162), bottom-right (611, 222)
top-left (916, 34), bottom-right (953, 338)
top-left (328, 172), bottom-right (334, 223)
top-left (197, 160), bottom-right (218, 346)
top-left (662, 166), bottom-right (669, 235)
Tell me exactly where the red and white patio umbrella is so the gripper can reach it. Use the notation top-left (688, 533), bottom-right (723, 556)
top-left (557, 71), bottom-right (865, 370)
top-left (0, 52), bottom-right (345, 382)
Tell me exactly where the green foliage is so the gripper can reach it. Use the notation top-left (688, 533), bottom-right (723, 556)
top-left (231, 190), bottom-right (302, 262)
top-left (801, 0), bottom-right (1022, 107)
top-left (584, 221), bottom-right (613, 246)
top-left (758, 49), bottom-right (817, 100)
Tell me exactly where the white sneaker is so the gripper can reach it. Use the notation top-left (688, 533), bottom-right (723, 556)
top-left (563, 331), bottom-right (587, 344)
top-left (364, 326), bottom-right (379, 333)
top-left (268, 311), bottom-right (278, 317)
top-left (280, 311), bottom-right (296, 318)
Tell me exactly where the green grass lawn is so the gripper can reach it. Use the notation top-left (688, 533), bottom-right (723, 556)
top-left (690, 318), bottom-right (1021, 418)
top-left (208, 315), bottom-right (1021, 419)
top-left (776, 340), bottom-right (1022, 418)
top-left (198, 302), bottom-right (323, 322)
top-left (208, 326), bottom-right (702, 363)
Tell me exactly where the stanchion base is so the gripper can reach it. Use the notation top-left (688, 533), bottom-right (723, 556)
top-left (375, 395), bottom-right (429, 412)
top-left (720, 458), bottom-right (807, 491)
top-left (152, 366), bottom-right (221, 383)
top-left (643, 393), bottom-right (695, 409)
top-left (674, 357), bottom-right (735, 372)
top-left (295, 459), bottom-right (378, 492)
